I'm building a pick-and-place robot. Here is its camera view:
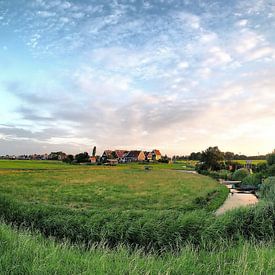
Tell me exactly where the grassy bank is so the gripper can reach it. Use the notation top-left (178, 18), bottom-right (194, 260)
top-left (0, 222), bottom-right (274, 274)
top-left (0, 193), bottom-right (273, 250)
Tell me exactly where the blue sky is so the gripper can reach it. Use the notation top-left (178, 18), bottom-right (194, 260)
top-left (0, 0), bottom-right (275, 155)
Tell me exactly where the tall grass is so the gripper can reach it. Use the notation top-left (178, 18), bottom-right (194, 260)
top-left (0, 222), bottom-right (274, 274)
top-left (0, 192), bottom-right (274, 251)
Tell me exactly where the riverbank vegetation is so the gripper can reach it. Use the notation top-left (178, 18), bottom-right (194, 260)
top-left (0, 222), bottom-right (274, 274)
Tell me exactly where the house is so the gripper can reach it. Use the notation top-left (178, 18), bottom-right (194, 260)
top-left (113, 150), bottom-right (127, 159)
top-left (101, 150), bottom-right (128, 163)
top-left (145, 151), bottom-right (153, 161)
top-left (113, 150), bottom-right (128, 162)
top-left (101, 150), bottom-right (114, 163)
top-left (90, 156), bottom-right (97, 163)
top-left (124, 150), bottom-right (146, 162)
top-left (48, 151), bottom-right (66, 161)
top-left (152, 149), bottom-right (162, 161)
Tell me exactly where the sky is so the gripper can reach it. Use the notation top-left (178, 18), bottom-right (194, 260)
top-left (0, 0), bottom-right (275, 156)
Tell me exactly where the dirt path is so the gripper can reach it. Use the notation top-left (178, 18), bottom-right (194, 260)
top-left (216, 184), bottom-right (258, 215)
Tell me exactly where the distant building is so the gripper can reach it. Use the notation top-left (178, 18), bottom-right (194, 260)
top-left (101, 150), bottom-right (114, 163)
top-left (152, 149), bottom-right (162, 161)
top-left (100, 149), bottom-right (162, 163)
top-left (144, 151), bottom-right (153, 161)
top-left (113, 150), bottom-right (128, 162)
top-left (48, 152), bottom-right (66, 161)
top-left (90, 156), bottom-right (97, 163)
top-left (123, 150), bottom-right (146, 162)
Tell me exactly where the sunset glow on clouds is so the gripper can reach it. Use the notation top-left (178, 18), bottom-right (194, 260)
top-left (0, 0), bottom-right (274, 155)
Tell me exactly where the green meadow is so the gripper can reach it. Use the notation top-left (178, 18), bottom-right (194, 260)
top-left (234, 159), bottom-right (267, 165)
top-left (0, 160), bottom-right (274, 274)
top-left (0, 160), bottom-right (223, 211)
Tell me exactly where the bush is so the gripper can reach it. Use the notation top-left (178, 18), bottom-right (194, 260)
top-left (242, 174), bottom-right (262, 186)
top-left (260, 177), bottom-right (275, 201)
top-left (267, 164), bottom-right (275, 177)
top-left (208, 171), bottom-right (220, 180)
top-left (218, 170), bottom-right (232, 180)
top-left (267, 153), bottom-right (275, 166)
top-left (232, 168), bottom-right (250, 181)
top-left (256, 162), bottom-right (268, 173)
top-left (195, 163), bottom-right (208, 173)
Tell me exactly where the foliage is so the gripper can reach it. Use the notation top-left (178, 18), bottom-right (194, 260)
top-left (158, 155), bottom-right (170, 163)
top-left (242, 174), bottom-right (262, 186)
top-left (260, 177), bottom-right (275, 201)
top-left (232, 168), bottom-right (250, 181)
top-left (224, 151), bottom-right (235, 161)
top-left (195, 162), bottom-right (209, 174)
top-left (75, 152), bottom-right (90, 163)
top-left (267, 152), bottom-right (275, 166)
top-left (208, 171), bottom-right (220, 180)
top-left (256, 162), bottom-right (268, 173)
top-left (189, 152), bottom-right (202, 161)
top-left (218, 169), bottom-right (232, 180)
top-left (201, 146), bottom-right (224, 171)
top-left (267, 164), bottom-right (275, 177)
top-left (92, 146), bottom-right (96, 157)
top-left (63, 154), bottom-right (74, 163)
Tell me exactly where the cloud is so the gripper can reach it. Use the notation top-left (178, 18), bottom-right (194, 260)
top-left (175, 12), bottom-right (201, 29)
top-left (1, 0), bottom-right (275, 155)
top-left (234, 30), bottom-right (264, 54)
top-left (246, 46), bottom-right (275, 61)
top-left (37, 10), bottom-right (56, 17)
top-left (237, 19), bottom-right (248, 27)
top-left (203, 46), bottom-right (232, 67)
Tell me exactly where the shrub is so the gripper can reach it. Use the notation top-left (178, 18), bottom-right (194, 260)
top-left (195, 162), bottom-right (208, 173)
top-left (208, 171), bottom-right (220, 180)
top-left (267, 153), bottom-right (275, 166)
top-left (197, 170), bottom-right (210, 176)
top-left (218, 170), bottom-right (232, 180)
top-left (256, 162), bottom-right (268, 173)
top-left (242, 174), bottom-right (262, 186)
top-left (260, 177), bottom-right (275, 201)
top-left (232, 168), bottom-right (250, 181)
top-left (267, 164), bottom-right (275, 177)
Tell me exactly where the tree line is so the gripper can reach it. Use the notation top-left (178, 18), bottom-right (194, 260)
top-left (173, 149), bottom-right (268, 161)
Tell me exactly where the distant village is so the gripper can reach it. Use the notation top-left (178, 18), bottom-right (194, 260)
top-left (0, 148), bottom-right (170, 164)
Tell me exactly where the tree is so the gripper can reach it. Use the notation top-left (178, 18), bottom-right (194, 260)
top-left (92, 146), bottom-right (96, 157)
top-left (75, 152), bottom-right (90, 163)
top-left (63, 154), bottom-right (74, 163)
top-left (224, 151), bottom-right (235, 161)
top-left (189, 152), bottom-right (202, 161)
top-left (267, 151), bottom-right (275, 166)
top-left (201, 146), bottom-right (224, 171)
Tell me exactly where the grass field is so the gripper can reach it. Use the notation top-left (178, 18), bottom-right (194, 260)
top-left (0, 160), bottom-right (274, 273)
top-left (233, 159), bottom-right (267, 165)
top-left (0, 160), bottom-right (222, 211)
top-left (0, 160), bottom-right (229, 250)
